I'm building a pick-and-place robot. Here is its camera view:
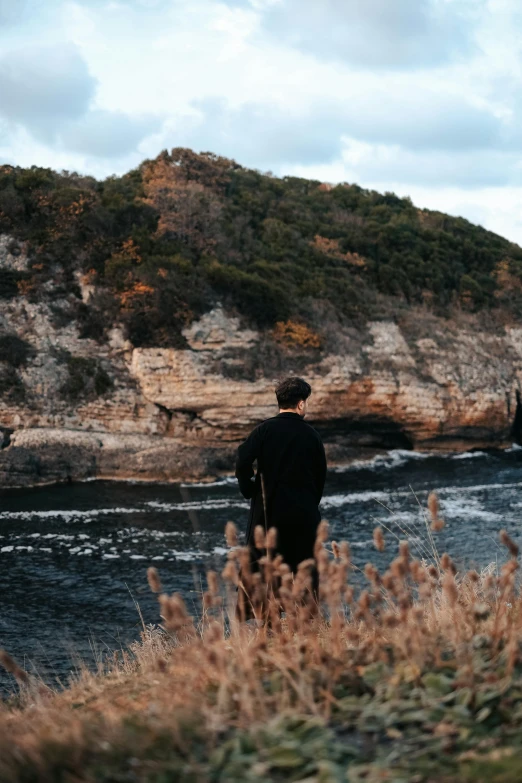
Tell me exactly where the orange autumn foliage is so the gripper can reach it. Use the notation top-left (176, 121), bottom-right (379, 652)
top-left (141, 158), bottom-right (222, 251)
top-left (272, 320), bottom-right (322, 349)
top-left (119, 282), bottom-right (155, 309)
top-left (311, 235), bottom-right (366, 268)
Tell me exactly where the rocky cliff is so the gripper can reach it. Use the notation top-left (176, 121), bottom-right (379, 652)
top-left (1, 229), bottom-right (521, 488)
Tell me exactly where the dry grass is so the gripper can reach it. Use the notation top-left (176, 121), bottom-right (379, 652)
top-left (2, 514), bottom-right (522, 781)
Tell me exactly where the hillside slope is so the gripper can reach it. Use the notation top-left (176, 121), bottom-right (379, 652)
top-left (1, 150), bottom-right (522, 487)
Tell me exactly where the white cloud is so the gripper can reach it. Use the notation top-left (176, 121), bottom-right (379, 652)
top-left (258, 0), bottom-right (482, 69)
top-left (0, 43), bottom-right (96, 138)
top-left (1, 0), bottom-right (522, 245)
top-left (58, 109), bottom-right (163, 158)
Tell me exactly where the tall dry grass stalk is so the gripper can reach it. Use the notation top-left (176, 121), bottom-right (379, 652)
top-left (1, 518), bottom-right (522, 781)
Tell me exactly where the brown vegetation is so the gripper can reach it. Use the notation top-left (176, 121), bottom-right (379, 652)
top-left (272, 319), bottom-right (322, 349)
top-left (2, 517), bottom-right (522, 780)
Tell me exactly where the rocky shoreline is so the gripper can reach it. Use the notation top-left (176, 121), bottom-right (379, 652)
top-left (0, 429), bottom-right (515, 491)
top-left (1, 229), bottom-right (522, 489)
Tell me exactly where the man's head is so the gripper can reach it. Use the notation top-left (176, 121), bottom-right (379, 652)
top-left (275, 376), bottom-right (312, 418)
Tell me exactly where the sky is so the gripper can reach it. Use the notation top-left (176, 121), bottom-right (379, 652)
top-left (2, 0), bottom-right (522, 242)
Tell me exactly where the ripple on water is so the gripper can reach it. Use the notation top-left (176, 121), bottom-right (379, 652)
top-left (1, 449), bottom-right (522, 693)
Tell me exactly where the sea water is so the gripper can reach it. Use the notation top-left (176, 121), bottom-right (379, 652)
top-left (1, 447), bottom-right (521, 693)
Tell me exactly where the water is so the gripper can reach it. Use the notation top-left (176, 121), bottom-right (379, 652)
top-left (1, 447), bottom-right (522, 693)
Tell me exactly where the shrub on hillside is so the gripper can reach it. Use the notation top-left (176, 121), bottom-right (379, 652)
top-left (0, 270), bottom-right (28, 300)
top-left (272, 320), bottom-right (322, 349)
top-left (4, 151), bottom-right (522, 342)
top-left (0, 366), bottom-right (25, 402)
top-left (59, 355), bottom-right (113, 402)
top-left (207, 262), bottom-right (291, 327)
top-left (0, 334), bottom-right (33, 368)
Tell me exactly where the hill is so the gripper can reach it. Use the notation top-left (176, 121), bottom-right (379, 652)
top-left (1, 150), bottom-right (522, 487)
top-left (2, 148), bottom-right (522, 349)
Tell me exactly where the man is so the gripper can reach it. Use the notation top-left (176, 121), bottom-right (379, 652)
top-left (235, 376), bottom-right (327, 576)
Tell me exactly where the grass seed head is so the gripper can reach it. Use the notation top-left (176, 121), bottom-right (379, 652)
top-left (373, 526), bottom-right (385, 552)
top-left (473, 602), bottom-right (491, 620)
top-left (500, 529), bottom-right (519, 558)
top-left (221, 560), bottom-right (238, 584)
top-left (442, 572), bottom-right (458, 606)
top-left (254, 525), bottom-right (265, 549)
top-left (316, 520), bottom-right (329, 543)
top-left (147, 567), bottom-right (162, 594)
top-left (440, 553), bottom-right (457, 575)
top-left (225, 521), bottom-right (238, 548)
top-left (266, 527), bottom-right (278, 549)
top-left (206, 570), bottom-right (219, 595)
top-left (358, 590), bottom-right (371, 612)
top-left (0, 650), bottom-right (29, 685)
top-left (428, 491), bottom-right (445, 530)
top-left (390, 557), bottom-right (407, 579)
top-left (364, 563), bottom-right (380, 585)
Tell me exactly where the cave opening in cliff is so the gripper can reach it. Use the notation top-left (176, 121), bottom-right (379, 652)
top-left (311, 416), bottom-right (414, 452)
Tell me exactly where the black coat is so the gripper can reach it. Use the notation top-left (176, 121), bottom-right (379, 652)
top-left (235, 412), bottom-right (327, 572)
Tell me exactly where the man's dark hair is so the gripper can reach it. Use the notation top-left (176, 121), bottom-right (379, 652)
top-left (275, 376), bottom-right (312, 409)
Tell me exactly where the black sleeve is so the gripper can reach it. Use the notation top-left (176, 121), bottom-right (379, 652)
top-left (235, 425), bottom-right (264, 500)
top-left (317, 436), bottom-right (327, 504)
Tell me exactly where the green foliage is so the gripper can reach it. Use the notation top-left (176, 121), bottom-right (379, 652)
top-left (0, 269), bottom-right (27, 300)
top-left (0, 334), bottom-right (33, 368)
top-left (3, 151), bottom-right (522, 344)
top-left (207, 261), bottom-right (291, 326)
top-left (0, 366), bottom-right (25, 402)
top-left (59, 355), bottom-right (113, 402)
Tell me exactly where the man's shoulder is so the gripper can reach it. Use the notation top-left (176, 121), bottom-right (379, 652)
top-left (303, 420), bottom-right (323, 441)
top-left (262, 415), bottom-right (322, 439)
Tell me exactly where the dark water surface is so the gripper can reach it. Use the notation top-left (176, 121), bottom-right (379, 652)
top-left (1, 447), bottom-right (522, 693)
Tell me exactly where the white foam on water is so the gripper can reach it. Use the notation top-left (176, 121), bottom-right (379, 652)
top-left (0, 497), bottom-right (249, 522)
top-left (331, 445), bottom-right (519, 473)
top-left (0, 507), bottom-right (143, 521)
top-left (170, 549), bottom-right (207, 561)
top-left (332, 449), bottom-right (433, 473)
top-left (321, 489), bottom-right (411, 508)
top-left (40, 534), bottom-right (75, 540)
top-left (451, 451), bottom-right (488, 460)
top-left (440, 481), bottom-right (522, 495)
top-left (439, 496), bottom-right (504, 523)
top-left (145, 499), bottom-right (249, 511)
top-left (180, 477), bottom-right (237, 488)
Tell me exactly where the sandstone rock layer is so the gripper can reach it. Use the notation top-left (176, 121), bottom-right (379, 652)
top-left (1, 292), bottom-right (521, 487)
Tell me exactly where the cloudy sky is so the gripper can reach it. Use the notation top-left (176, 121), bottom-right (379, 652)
top-left (2, 0), bottom-right (522, 242)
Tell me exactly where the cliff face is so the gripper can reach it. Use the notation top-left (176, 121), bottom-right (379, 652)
top-left (1, 244), bottom-right (521, 487)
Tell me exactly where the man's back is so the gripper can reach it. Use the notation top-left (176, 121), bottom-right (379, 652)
top-left (236, 410), bottom-right (327, 571)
